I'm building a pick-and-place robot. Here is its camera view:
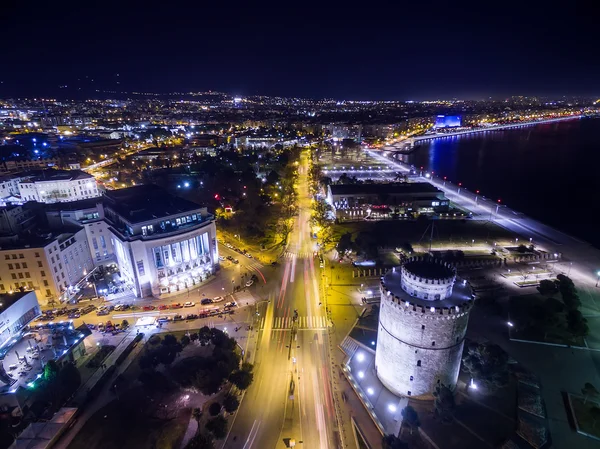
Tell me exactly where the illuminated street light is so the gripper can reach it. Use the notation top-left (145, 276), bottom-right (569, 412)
top-left (356, 352), bottom-right (365, 362)
top-left (507, 321), bottom-right (514, 327)
top-left (469, 378), bottom-right (478, 390)
top-left (358, 371), bottom-right (364, 379)
top-left (388, 404), bottom-right (398, 412)
top-left (367, 387), bottom-right (374, 395)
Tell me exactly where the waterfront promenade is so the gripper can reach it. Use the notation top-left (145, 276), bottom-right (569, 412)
top-left (367, 147), bottom-right (600, 449)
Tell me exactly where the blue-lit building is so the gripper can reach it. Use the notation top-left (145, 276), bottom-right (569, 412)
top-left (433, 115), bottom-right (462, 129)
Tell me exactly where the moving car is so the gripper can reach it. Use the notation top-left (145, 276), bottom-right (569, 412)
top-left (245, 279), bottom-right (254, 287)
top-left (232, 259), bottom-right (239, 264)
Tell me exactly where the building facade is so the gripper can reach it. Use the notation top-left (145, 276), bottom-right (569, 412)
top-left (375, 257), bottom-right (473, 397)
top-left (0, 229), bottom-right (94, 305)
top-left (326, 183), bottom-right (449, 221)
top-left (17, 170), bottom-right (100, 204)
top-left (0, 291), bottom-right (41, 348)
top-left (104, 186), bottom-right (218, 298)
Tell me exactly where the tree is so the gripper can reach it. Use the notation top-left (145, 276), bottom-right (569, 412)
top-left (461, 342), bottom-right (508, 393)
top-left (433, 383), bottom-right (456, 423)
top-left (229, 368), bottom-right (254, 390)
top-left (149, 335), bottom-right (161, 345)
top-left (43, 360), bottom-right (60, 382)
top-left (206, 415), bottom-right (228, 439)
top-left (223, 393), bottom-right (240, 413)
top-left (401, 405), bottom-right (420, 434)
top-left (208, 402), bottom-right (222, 416)
top-left (181, 335), bottom-right (191, 347)
top-left (190, 332), bottom-right (199, 342)
top-left (582, 383), bottom-right (600, 404)
top-left (591, 407), bottom-right (600, 428)
top-left (121, 319), bottom-right (129, 328)
top-left (336, 232), bottom-right (353, 256)
top-left (567, 309), bottom-right (589, 337)
top-left (382, 434), bottom-right (409, 449)
top-left (186, 433), bottom-right (215, 449)
top-left (191, 407), bottom-right (202, 432)
top-left (537, 279), bottom-right (557, 296)
top-left (162, 334), bottom-right (178, 346)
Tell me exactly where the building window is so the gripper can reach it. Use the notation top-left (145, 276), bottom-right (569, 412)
top-left (417, 360), bottom-right (421, 367)
top-left (41, 271), bottom-right (46, 277)
top-left (137, 260), bottom-right (145, 276)
top-left (46, 289), bottom-right (51, 296)
top-left (410, 376), bottom-right (414, 381)
top-left (35, 252), bottom-right (40, 257)
top-left (15, 263), bottom-right (20, 269)
top-left (11, 273), bottom-right (16, 280)
top-left (421, 325), bottom-right (425, 330)
top-left (95, 251), bottom-right (101, 259)
top-left (11, 255), bottom-right (17, 259)
top-left (38, 261), bottom-right (43, 267)
top-left (8, 264), bottom-right (13, 270)
top-left (407, 391), bottom-right (412, 396)
top-left (0, 284), bottom-right (4, 290)
top-left (43, 280), bottom-right (49, 286)
top-left (19, 254), bottom-right (24, 259)
top-left (92, 237), bottom-right (98, 249)
top-left (22, 262), bottom-right (27, 268)
top-left (25, 272), bottom-right (30, 278)
top-left (432, 341), bottom-right (436, 346)
top-left (4, 255), bottom-right (9, 260)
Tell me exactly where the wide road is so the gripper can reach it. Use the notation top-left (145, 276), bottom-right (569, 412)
top-left (225, 151), bottom-right (338, 449)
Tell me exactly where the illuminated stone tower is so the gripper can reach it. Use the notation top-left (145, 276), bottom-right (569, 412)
top-left (375, 256), bottom-right (473, 397)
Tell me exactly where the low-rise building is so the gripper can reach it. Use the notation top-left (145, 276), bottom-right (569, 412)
top-left (0, 291), bottom-right (41, 349)
top-left (104, 185), bottom-right (218, 298)
top-left (0, 228), bottom-right (94, 305)
top-left (17, 169), bottom-right (100, 204)
top-left (326, 182), bottom-right (449, 221)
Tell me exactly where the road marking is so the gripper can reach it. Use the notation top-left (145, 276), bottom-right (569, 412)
top-left (243, 419), bottom-right (261, 449)
top-left (290, 254), bottom-right (296, 283)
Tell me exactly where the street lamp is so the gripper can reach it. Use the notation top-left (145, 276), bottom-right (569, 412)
top-left (457, 182), bottom-right (462, 194)
top-left (475, 190), bottom-right (480, 203)
top-left (596, 271), bottom-right (600, 287)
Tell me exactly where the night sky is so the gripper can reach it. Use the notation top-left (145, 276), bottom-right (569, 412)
top-left (2, 1), bottom-right (596, 100)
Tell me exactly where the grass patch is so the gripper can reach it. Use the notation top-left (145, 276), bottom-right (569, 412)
top-left (570, 395), bottom-right (600, 439)
top-left (509, 294), bottom-right (585, 346)
top-left (68, 388), bottom-right (190, 449)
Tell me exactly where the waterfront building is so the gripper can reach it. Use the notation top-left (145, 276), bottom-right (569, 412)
top-left (103, 185), bottom-right (218, 298)
top-left (326, 182), bottom-right (449, 221)
top-left (375, 256), bottom-right (473, 397)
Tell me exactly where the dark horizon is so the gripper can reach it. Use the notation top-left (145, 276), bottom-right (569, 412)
top-left (2, 2), bottom-right (597, 100)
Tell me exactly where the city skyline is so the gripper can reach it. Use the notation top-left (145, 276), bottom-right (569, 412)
top-left (2, 2), bottom-right (597, 99)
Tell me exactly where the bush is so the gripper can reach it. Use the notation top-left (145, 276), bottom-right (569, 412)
top-left (181, 335), bottom-right (191, 347)
top-left (208, 401), bottom-right (222, 416)
top-left (229, 368), bottom-right (253, 390)
top-left (149, 335), bottom-right (161, 345)
top-left (206, 416), bottom-right (228, 439)
top-left (223, 393), bottom-right (239, 413)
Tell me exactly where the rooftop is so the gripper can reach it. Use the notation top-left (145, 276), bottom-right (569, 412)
top-left (15, 169), bottom-right (93, 183)
top-left (104, 184), bottom-right (205, 224)
top-left (403, 258), bottom-right (454, 279)
top-left (0, 291), bottom-right (36, 314)
top-left (329, 182), bottom-right (442, 196)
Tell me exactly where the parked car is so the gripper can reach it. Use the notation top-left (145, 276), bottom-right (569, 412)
top-left (212, 296), bottom-right (224, 303)
top-left (245, 279), bottom-right (254, 287)
top-left (186, 314), bottom-right (198, 320)
top-left (245, 253), bottom-right (253, 259)
top-left (201, 298), bottom-right (213, 305)
top-left (143, 305), bottom-right (156, 311)
top-left (226, 255), bottom-right (234, 261)
top-left (219, 256), bottom-right (225, 261)
top-left (224, 301), bottom-right (237, 309)
top-left (184, 301), bottom-right (195, 307)
top-left (158, 304), bottom-right (168, 310)
top-left (232, 259), bottom-right (239, 264)
top-left (173, 314), bottom-right (184, 322)
top-left (170, 303), bottom-right (183, 309)
top-left (157, 317), bottom-right (170, 323)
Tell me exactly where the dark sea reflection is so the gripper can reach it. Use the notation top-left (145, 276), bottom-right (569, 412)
top-left (401, 117), bottom-right (600, 248)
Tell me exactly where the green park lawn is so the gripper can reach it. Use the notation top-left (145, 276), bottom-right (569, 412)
top-left (569, 395), bottom-right (600, 439)
top-left (68, 387), bottom-right (191, 449)
top-left (509, 294), bottom-right (586, 346)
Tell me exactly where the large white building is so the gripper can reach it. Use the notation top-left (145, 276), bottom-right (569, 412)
top-left (376, 256), bottom-right (473, 397)
top-left (0, 228), bottom-right (94, 305)
top-left (0, 291), bottom-right (41, 348)
top-left (103, 185), bottom-right (218, 298)
top-left (0, 169), bottom-right (100, 206)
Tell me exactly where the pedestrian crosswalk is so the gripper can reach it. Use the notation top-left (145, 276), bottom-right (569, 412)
top-left (283, 251), bottom-right (313, 259)
top-left (264, 315), bottom-right (329, 330)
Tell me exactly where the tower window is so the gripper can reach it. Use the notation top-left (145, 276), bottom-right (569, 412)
top-left (417, 360), bottom-right (421, 367)
top-left (410, 376), bottom-right (414, 381)
top-left (421, 325), bottom-right (425, 330)
top-left (407, 391), bottom-right (412, 396)
top-left (432, 341), bottom-right (436, 346)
